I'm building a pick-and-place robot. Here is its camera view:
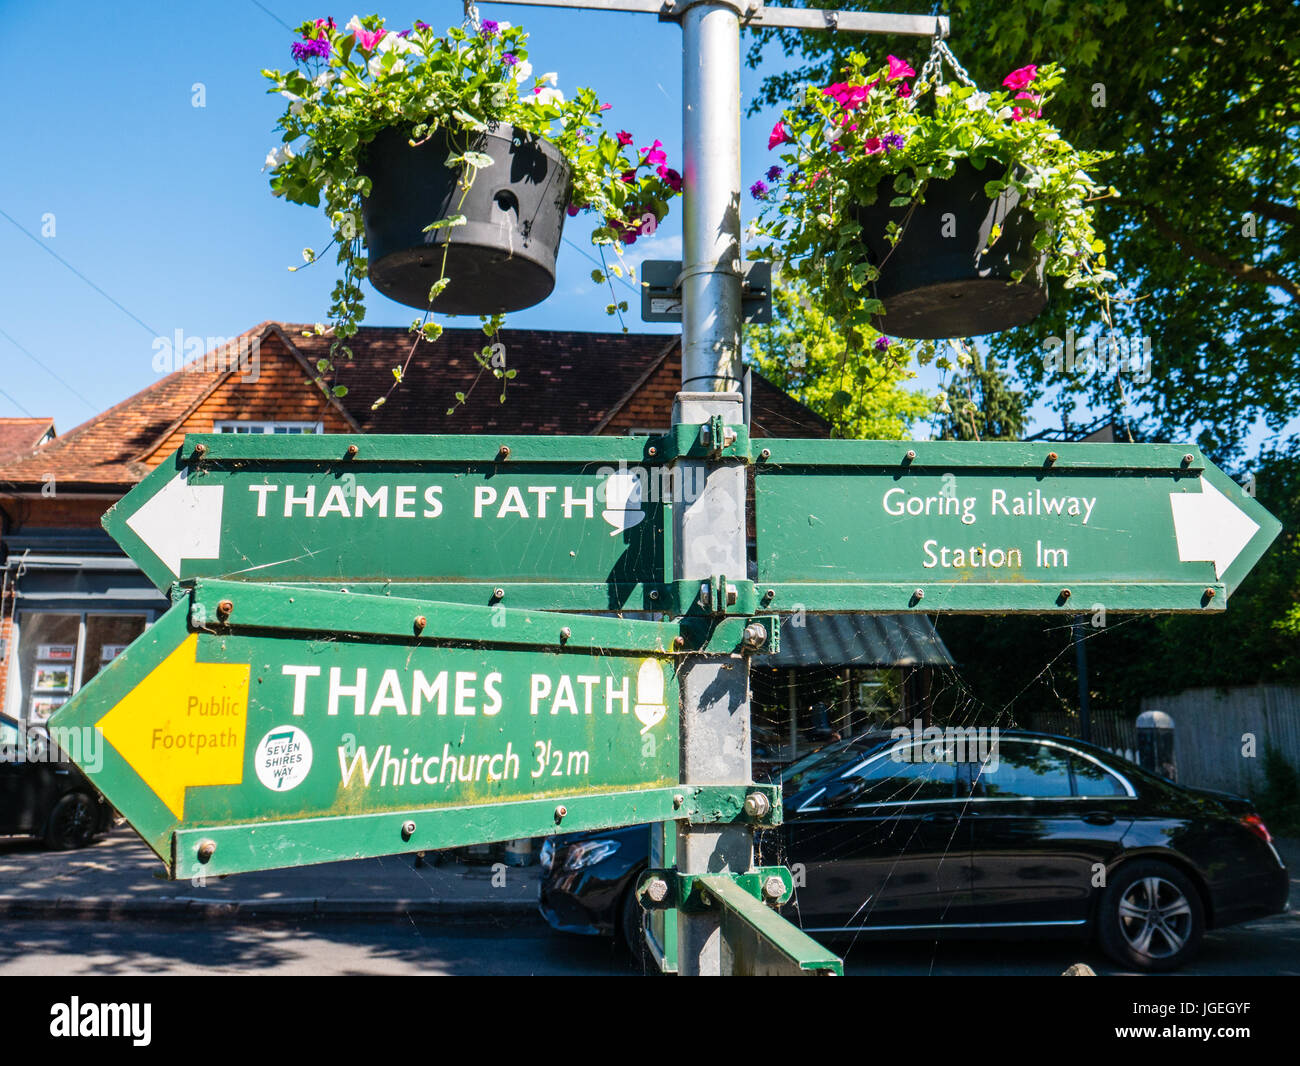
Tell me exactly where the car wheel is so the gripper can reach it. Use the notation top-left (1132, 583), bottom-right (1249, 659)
top-left (1097, 860), bottom-right (1204, 972)
top-left (44, 792), bottom-right (99, 850)
top-left (619, 883), bottom-right (656, 969)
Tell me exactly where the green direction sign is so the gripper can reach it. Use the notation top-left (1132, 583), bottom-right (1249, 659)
top-left (754, 441), bottom-right (1282, 613)
top-left (105, 433), bottom-right (680, 611)
top-left (48, 581), bottom-right (704, 877)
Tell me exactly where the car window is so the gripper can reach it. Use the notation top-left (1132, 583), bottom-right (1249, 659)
top-left (972, 741), bottom-right (1072, 798)
top-left (1070, 754), bottom-right (1127, 797)
top-left (779, 737), bottom-right (862, 792)
top-left (843, 744), bottom-right (956, 804)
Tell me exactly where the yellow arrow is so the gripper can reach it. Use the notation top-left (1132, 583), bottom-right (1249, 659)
top-left (98, 634), bottom-right (249, 819)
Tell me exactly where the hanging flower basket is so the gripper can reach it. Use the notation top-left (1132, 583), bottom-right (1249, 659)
top-left (263, 15), bottom-right (682, 345)
top-left (360, 124), bottom-right (571, 314)
top-left (751, 44), bottom-right (1115, 342)
top-left (853, 159), bottom-right (1048, 338)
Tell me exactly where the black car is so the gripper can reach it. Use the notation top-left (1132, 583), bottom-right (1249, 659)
top-left (0, 722), bottom-right (114, 849)
top-left (539, 730), bottom-right (1289, 971)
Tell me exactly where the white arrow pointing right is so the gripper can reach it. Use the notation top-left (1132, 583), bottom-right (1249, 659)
top-left (125, 469), bottom-right (225, 579)
top-left (1169, 479), bottom-right (1260, 579)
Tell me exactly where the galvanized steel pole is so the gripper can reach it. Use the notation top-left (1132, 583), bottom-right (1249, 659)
top-left (674, 0), bottom-right (749, 976)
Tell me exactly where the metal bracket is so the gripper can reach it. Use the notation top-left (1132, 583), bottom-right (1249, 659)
top-left (637, 865), bottom-right (794, 913)
top-left (666, 576), bottom-right (757, 616)
top-left (652, 421), bottom-right (751, 462)
top-left (640, 259), bottom-right (772, 324)
top-left (686, 782), bottom-right (781, 827)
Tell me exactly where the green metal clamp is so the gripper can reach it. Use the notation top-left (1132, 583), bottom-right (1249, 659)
top-left (652, 422), bottom-right (751, 463)
top-left (685, 782), bottom-right (782, 827)
top-left (637, 865), bottom-right (795, 913)
top-left (668, 575), bottom-right (758, 616)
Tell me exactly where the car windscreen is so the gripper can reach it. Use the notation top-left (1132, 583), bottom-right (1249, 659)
top-left (780, 737), bottom-right (873, 792)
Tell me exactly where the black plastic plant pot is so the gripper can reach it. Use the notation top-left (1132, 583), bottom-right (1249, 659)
top-left (855, 160), bottom-right (1049, 339)
top-left (359, 124), bottom-right (572, 315)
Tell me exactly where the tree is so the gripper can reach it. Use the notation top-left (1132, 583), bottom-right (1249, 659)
top-left (932, 434), bottom-right (1300, 721)
top-left (933, 343), bottom-right (1030, 441)
top-left (745, 278), bottom-right (935, 439)
top-left (748, 0), bottom-right (1300, 461)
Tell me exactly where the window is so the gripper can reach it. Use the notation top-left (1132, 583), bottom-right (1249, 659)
top-left (213, 421), bottom-right (322, 434)
top-left (972, 741), bottom-right (1073, 798)
top-left (1070, 754), bottom-right (1128, 797)
top-left (841, 743), bottom-right (956, 804)
top-left (10, 611), bottom-right (151, 725)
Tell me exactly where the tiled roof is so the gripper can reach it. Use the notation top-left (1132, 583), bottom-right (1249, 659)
top-left (0, 322), bottom-right (827, 490)
top-left (0, 418), bottom-right (55, 461)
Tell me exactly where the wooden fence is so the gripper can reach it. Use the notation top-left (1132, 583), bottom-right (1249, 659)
top-left (1022, 687), bottom-right (1300, 798)
top-left (1140, 685), bottom-right (1300, 797)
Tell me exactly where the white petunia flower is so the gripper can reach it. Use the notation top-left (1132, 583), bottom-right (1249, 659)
top-left (527, 87), bottom-right (565, 106)
top-left (369, 54), bottom-right (404, 77)
top-left (966, 91), bottom-right (989, 111)
top-left (935, 84), bottom-right (951, 98)
top-left (313, 71), bottom-right (335, 89)
top-left (513, 59), bottom-right (533, 83)
top-left (995, 105), bottom-right (1012, 119)
top-left (377, 32), bottom-right (419, 54)
top-left (345, 15), bottom-right (364, 34)
top-left (540, 71), bottom-right (558, 87)
top-left (263, 144), bottom-right (294, 171)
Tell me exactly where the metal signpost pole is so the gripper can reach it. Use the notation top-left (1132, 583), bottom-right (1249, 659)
top-left (674, 0), bottom-right (748, 977)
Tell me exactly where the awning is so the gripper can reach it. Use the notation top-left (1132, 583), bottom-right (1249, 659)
top-left (760, 613), bottom-right (953, 669)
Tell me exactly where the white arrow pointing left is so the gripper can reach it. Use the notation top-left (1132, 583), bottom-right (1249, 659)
top-left (1169, 479), bottom-right (1260, 579)
top-left (125, 469), bottom-right (225, 579)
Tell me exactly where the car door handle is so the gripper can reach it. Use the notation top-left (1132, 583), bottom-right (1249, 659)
top-left (1082, 811), bottom-right (1116, 826)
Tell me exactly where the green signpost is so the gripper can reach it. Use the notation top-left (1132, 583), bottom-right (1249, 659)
top-left (50, 579), bottom-right (780, 878)
top-left (46, 2), bottom-right (1287, 977)
top-left (754, 440), bottom-right (1282, 613)
top-left (106, 433), bottom-right (680, 610)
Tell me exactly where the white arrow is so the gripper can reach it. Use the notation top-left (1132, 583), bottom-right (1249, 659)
top-left (125, 469), bottom-right (225, 579)
top-left (1169, 479), bottom-right (1259, 579)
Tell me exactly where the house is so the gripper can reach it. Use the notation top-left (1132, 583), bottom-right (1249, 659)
top-left (0, 321), bottom-right (947, 751)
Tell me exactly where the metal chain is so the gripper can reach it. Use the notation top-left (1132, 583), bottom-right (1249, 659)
top-left (463, 0), bottom-right (482, 32)
top-left (918, 37), bottom-right (978, 91)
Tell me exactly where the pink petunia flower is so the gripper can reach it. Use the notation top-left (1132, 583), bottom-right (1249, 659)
top-left (864, 136), bottom-right (883, 154)
top-left (600, 103), bottom-right (612, 111)
top-left (768, 120), bottom-right (790, 150)
top-left (621, 170), bottom-right (637, 183)
top-left (1002, 65), bottom-right (1038, 90)
top-left (353, 27), bottom-right (386, 50)
top-left (886, 55), bottom-right (914, 81)
top-left (896, 80), bottom-right (912, 98)
top-left (617, 130), bottom-right (634, 146)
top-left (642, 139), bottom-right (667, 166)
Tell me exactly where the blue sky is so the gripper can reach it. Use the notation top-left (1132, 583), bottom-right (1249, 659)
top-left (0, 0), bottom-right (1290, 458)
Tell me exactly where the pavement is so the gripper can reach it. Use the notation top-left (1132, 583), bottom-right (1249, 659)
top-left (0, 825), bottom-right (540, 920)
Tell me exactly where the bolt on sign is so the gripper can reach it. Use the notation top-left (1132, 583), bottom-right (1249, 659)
top-left (753, 441), bottom-right (1282, 613)
top-left (105, 434), bottom-right (685, 610)
top-left (49, 581), bottom-right (693, 878)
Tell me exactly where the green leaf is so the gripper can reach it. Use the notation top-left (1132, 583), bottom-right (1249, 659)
top-left (331, 385), bottom-right (348, 397)
top-left (461, 150), bottom-right (495, 169)
top-left (423, 215), bottom-right (468, 232)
